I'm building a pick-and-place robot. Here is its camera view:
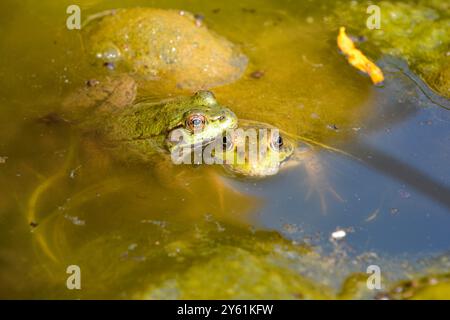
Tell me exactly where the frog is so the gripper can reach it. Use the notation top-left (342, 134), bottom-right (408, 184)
top-left (61, 74), bottom-right (238, 163)
top-left (206, 119), bottom-right (296, 178)
top-left (206, 119), bottom-right (344, 212)
top-left (82, 7), bottom-right (248, 93)
top-left (99, 90), bottom-right (238, 162)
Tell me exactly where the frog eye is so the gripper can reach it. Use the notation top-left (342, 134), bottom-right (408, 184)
top-left (222, 135), bottom-right (234, 151)
top-left (270, 135), bottom-right (284, 150)
top-left (186, 114), bottom-right (206, 131)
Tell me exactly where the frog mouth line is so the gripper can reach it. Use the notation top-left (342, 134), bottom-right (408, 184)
top-left (119, 132), bottom-right (221, 146)
top-left (170, 135), bottom-right (219, 152)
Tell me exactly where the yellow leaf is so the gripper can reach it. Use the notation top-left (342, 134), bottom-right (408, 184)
top-left (337, 27), bottom-right (384, 85)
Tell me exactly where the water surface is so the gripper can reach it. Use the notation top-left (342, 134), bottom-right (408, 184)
top-left (0, 0), bottom-right (449, 299)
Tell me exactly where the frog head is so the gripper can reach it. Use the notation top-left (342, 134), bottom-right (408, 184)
top-left (166, 91), bottom-right (238, 155)
top-left (212, 120), bottom-right (295, 177)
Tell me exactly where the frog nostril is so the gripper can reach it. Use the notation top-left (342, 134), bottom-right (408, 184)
top-left (222, 135), bottom-right (233, 150)
top-left (218, 115), bottom-right (226, 121)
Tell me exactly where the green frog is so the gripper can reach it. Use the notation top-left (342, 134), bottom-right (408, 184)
top-left (207, 119), bottom-right (344, 212)
top-left (208, 119), bottom-right (296, 177)
top-left (62, 75), bottom-right (238, 162)
top-left (101, 91), bottom-right (238, 162)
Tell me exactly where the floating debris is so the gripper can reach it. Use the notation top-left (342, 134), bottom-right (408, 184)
top-left (69, 165), bottom-right (82, 179)
top-left (128, 243), bottom-right (138, 251)
top-left (103, 62), bottom-right (115, 70)
top-left (29, 221), bottom-right (39, 228)
top-left (365, 208), bottom-right (379, 222)
top-left (64, 214), bottom-right (85, 226)
top-left (282, 223), bottom-right (299, 234)
top-left (250, 70), bottom-right (265, 79)
top-left (86, 79), bottom-right (100, 87)
top-left (398, 189), bottom-right (411, 199)
top-left (337, 27), bottom-right (384, 85)
top-left (0, 156), bottom-right (7, 164)
top-left (194, 13), bottom-right (205, 27)
top-left (327, 124), bottom-right (339, 131)
top-left (331, 229), bottom-right (347, 240)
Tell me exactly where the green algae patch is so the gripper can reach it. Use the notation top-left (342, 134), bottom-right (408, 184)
top-left (385, 273), bottom-right (450, 300)
top-left (83, 8), bottom-right (248, 93)
top-left (133, 224), bottom-right (337, 299)
top-left (141, 246), bottom-right (334, 299)
top-left (333, 1), bottom-right (450, 98)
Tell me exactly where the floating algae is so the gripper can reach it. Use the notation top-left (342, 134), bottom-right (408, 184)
top-left (333, 0), bottom-right (450, 98)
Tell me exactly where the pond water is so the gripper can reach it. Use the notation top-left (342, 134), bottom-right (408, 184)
top-left (0, 0), bottom-right (449, 299)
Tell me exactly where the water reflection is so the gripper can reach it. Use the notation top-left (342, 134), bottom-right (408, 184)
top-left (226, 57), bottom-right (450, 255)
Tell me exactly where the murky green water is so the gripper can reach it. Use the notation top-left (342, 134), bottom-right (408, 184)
top-left (0, 0), bottom-right (449, 299)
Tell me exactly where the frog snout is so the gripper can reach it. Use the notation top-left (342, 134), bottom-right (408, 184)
top-left (218, 108), bottom-right (237, 124)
